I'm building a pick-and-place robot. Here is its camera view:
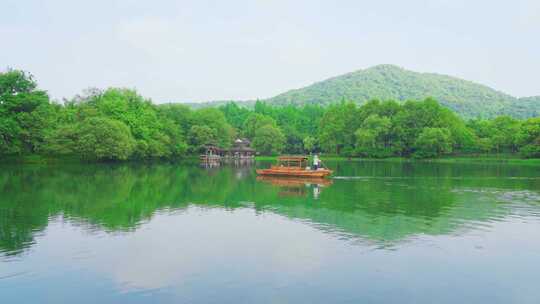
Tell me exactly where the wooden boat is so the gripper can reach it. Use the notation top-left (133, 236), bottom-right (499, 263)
top-left (256, 156), bottom-right (333, 178)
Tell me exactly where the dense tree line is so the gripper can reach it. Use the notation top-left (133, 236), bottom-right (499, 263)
top-left (219, 98), bottom-right (539, 159)
top-left (0, 70), bottom-right (233, 160)
top-left (1, 69), bottom-right (539, 161)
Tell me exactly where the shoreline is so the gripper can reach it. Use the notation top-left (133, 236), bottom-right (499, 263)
top-left (1, 154), bottom-right (539, 166)
top-left (256, 155), bottom-right (540, 166)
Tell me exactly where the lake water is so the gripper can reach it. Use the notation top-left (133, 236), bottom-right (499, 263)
top-left (1, 160), bottom-right (539, 303)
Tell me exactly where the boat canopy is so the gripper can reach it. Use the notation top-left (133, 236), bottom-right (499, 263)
top-left (278, 156), bottom-right (309, 161)
top-left (277, 156), bottom-right (309, 168)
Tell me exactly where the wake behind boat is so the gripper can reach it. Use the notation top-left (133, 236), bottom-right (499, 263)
top-left (256, 156), bottom-right (333, 178)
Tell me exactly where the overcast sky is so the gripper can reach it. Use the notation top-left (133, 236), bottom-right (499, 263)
top-left (2, 0), bottom-right (539, 103)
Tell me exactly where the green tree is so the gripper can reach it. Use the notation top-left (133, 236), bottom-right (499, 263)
top-left (252, 125), bottom-right (285, 155)
top-left (319, 101), bottom-right (358, 154)
top-left (355, 114), bottom-right (393, 157)
top-left (243, 113), bottom-right (276, 139)
top-left (192, 108), bottom-right (235, 148)
top-left (219, 102), bottom-right (251, 130)
top-left (516, 117), bottom-right (540, 158)
top-left (282, 124), bottom-right (304, 154)
top-left (392, 98), bottom-right (469, 155)
top-left (303, 136), bottom-right (317, 153)
top-left (413, 128), bottom-right (453, 158)
top-left (188, 125), bottom-right (217, 152)
top-left (490, 116), bottom-right (521, 153)
top-left (475, 137), bottom-right (494, 154)
top-left (77, 117), bottom-right (135, 160)
top-left (0, 69), bottom-right (52, 155)
top-left (66, 88), bottom-right (189, 159)
top-left (43, 123), bottom-right (80, 155)
top-left (160, 119), bottom-right (188, 157)
top-left (158, 104), bottom-right (193, 133)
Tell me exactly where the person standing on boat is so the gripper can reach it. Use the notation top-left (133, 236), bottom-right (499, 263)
top-left (313, 154), bottom-right (320, 170)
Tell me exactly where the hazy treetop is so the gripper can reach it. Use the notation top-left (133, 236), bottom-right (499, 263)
top-left (2, 0), bottom-right (539, 102)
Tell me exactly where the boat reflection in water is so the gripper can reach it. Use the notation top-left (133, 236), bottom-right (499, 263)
top-left (256, 176), bottom-right (333, 199)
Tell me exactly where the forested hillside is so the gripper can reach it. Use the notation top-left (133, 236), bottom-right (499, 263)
top-left (266, 65), bottom-right (538, 119)
top-left (186, 65), bottom-right (539, 119)
top-left (511, 96), bottom-right (540, 117)
top-left (1, 69), bottom-right (539, 161)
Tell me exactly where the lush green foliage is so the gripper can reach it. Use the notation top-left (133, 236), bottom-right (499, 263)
top-left (303, 136), bottom-right (316, 153)
top-left (1, 69), bottom-right (538, 160)
top-left (222, 98), bottom-right (538, 159)
top-left (0, 70), bottom-right (52, 154)
top-left (266, 65), bottom-right (539, 119)
top-left (413, 128), bottom-right (453, 158)
top-left (0, 70), bottom-right (227, 160)
top-left (251, 125), bottom-right (285, 155)
top-left (355, 114), bottom-right (393, 158)
top-left (510, 96), bottom-right (540, 118)
top-left (516, 117), bottom-right (540, 158)
top-left (76, 117), bottom-right (135, 160)
top-left (314, 98), bottom-right (538, 158)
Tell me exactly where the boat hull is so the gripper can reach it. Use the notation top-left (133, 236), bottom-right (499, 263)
top-left (256, 168), bottom-right (332, 178)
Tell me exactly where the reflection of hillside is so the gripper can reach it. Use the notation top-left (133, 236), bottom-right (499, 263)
top-left (1, 162), bottom-right (538, 256)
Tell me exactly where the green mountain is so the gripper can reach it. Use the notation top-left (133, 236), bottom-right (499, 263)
top-left (266, 64), bottom-right (538, 118)
top-left (511, 96), bottom-right (540, 118)
top-left (184, 65), bottom-right (539, 119)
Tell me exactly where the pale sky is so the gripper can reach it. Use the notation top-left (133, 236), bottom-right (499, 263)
top-left (2, 0), bottom-right (539, 103)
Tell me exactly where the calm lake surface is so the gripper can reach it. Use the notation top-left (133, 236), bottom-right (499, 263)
top-left (1, 160), bottom-right (539, 303)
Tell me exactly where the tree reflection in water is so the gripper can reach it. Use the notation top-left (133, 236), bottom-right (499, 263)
top-left (0, 161), bottom-right (539, 256)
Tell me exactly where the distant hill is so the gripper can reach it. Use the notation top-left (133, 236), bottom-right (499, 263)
top-left (512, 96), bottom-right (540, 118)
top-left (183, 65), bottom-right (540, 119)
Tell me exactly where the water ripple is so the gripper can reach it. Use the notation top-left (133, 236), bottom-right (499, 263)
top-left (0, 271), bottom-right (30, 281)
